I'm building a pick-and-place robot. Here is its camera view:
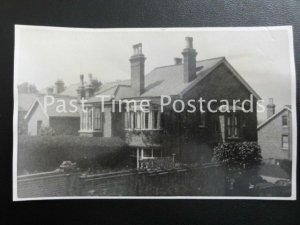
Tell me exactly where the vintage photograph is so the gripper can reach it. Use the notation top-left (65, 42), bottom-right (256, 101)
top-left (13, 26), bottom-right (297, 200)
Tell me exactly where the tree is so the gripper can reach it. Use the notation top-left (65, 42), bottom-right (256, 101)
top-left (18, 82), bottom-right (39, 93)
top-left (213, 142), bottom-right (262, 195)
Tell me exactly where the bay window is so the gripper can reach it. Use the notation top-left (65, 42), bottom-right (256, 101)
top-left (125, 110), bottom-right (160, 130)
top-left (80, 106), bottom-right (103, 131)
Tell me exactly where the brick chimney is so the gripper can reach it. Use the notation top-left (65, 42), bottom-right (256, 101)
top-left (85, 73), bottom-right (96, 97)
top-left (77, 74), bottom-right (86, 99)
top-left (47, 87), bottom-right (54, 95)
top-left (182, 37), bottom-right (197, 83)
top-left (55, 80), bottom-right (65, 94)
top-left (267, 98), bottom-right (275, 118)
top-left (174, 57), bottom-right (182, 65)
top-left (130, 43), bottom-right (146, 96)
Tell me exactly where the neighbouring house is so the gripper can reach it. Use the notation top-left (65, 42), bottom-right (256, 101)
top-left (78, 37), bottom-right (261, 168)
top-left (24, 95), bottom-right (80, 136)
top-left (257, 99), bottom-right (292, 162)
top-left (18, 93), bottom-right (40, 134)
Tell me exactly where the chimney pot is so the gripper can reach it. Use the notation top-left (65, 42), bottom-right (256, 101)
top-left (185, 37), bottom-right (193, 48)
top-left (174, 57), bottom-right (183, 65)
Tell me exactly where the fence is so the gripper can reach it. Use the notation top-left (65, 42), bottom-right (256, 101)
top-left (17, 164), bottom-right (226, 198)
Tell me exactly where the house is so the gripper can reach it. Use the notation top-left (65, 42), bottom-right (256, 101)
top-left (18, 93), bottom-right (40, 134)
top-left (77, 37), bottom-right (261, 168)
top-left (258, 99), bottom-right (292, 162)
top-left (24, 95), bottom-right (80, 136)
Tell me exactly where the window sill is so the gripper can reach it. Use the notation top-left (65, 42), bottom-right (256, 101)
top-left (227, 137), bottom-right (240, 140)
top-left (281, 148), bottom-right (289, 150)
top-left (124, 128), bottom-right (162, 131)
top-left (79, 130), bottom-right (102, 133)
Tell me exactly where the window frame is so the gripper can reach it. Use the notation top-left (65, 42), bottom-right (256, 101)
top-left (282, 135), bottom-right (289, 149)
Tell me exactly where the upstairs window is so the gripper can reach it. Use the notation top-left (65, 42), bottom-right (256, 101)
top-left (282, 135), bottom-right (289, 149)
top-left (282, 115), bottom-right (288, 126)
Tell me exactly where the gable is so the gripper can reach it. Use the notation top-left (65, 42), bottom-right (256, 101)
top-left (25, 99), bottom-right (49, 121)
top-left (182, 62), bottom-right (257, 102)
top-left (258, 107), bottom-right (292, 130)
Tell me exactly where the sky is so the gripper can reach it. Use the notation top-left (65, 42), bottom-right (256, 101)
top-left (15, 26), bottom-right (295, 121)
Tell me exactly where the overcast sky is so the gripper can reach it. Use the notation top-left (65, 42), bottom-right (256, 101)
top-left (15, 26), bottom-right (295, 121)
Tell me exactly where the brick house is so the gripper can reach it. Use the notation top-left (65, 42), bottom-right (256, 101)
top-left (78, 37), bottom-right (260, 168)
top-left (258, 99), bottom-right (292, 162)
top-left (25, 95), bottom-right (80, 136)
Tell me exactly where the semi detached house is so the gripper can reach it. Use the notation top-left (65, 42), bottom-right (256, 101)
top-left (78, 37), bottom-right (260, 168)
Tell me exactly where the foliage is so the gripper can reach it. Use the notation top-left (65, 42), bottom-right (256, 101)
top-left (39, 126), bottom-right (56, 136)
top-left (18, 135), bottom-right (130, 175)
top-left (18, 82), bottom-right (39, 93)
top-left (213, 142), bottom-right (262, 171)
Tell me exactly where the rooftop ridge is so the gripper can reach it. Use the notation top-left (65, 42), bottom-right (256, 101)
top-left (151, 56), bottom-right (225, 71)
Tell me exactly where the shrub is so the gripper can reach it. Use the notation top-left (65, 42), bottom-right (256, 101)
top-left (17, 135), bottom-right (130, 174)
top-left (213, 142), bottom-right (262, 171)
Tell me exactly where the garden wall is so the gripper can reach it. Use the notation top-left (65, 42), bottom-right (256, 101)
top-left (17, 164), bottom-right (226, 198)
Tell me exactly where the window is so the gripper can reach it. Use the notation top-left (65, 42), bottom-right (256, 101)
top-left (94, 107), bottom-right (102, 130)
top-left (125, 110), bottom-right (160, 130)
top-left (282, 135), bottom-right (289, 149)
top-left (144, 112), bottom-right (149, 129)
top-left (227, 114), bottom-right (239, 138)
top-left (81, 106), bottom-right (103, 131)
top-left (282, 115), bottom-right (288, 126)
top-left (152, 111), bottom-right (160, 129)
top-left (199, 112), bottom-right (206, 127)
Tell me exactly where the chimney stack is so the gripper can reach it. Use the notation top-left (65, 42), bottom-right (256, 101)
top-left (267, 98), bottom-right (275, 118)
top-left (54, 80), bottom-right (65, 94)
top-left (174, 57), bottom-right (183, 65)
top-left (47, 87), bottom-right (54, 95)
top-left (85, 73), bottom-right (96, 97)
top-left (77, 74), bottom-right (86, 99)
top-left (182, 37), bottom-right (197, 83)
top-left (130, 43), bottom-right (146, 96)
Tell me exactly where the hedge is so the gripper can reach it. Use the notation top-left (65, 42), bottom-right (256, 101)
top-left (17, 135), bottom-right (130, 175)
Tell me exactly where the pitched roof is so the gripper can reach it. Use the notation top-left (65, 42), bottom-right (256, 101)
top-left (141, 57), bottom-right (224, 97)
top-left (25, 95), bottom-right (80, 120)
top-left (58, 83), bottom-right (79, 97)
top-left (86, 57), bottom-right (260, 104)
top-left (257, 105), bottom-right (292, 130)
top-left (18, 93), bottom-right (40, 112)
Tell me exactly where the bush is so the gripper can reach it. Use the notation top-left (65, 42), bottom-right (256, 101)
top-left (213, 142), bottom-right (262, 171)
top-left (18, 135), bottom-right (130, 174)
